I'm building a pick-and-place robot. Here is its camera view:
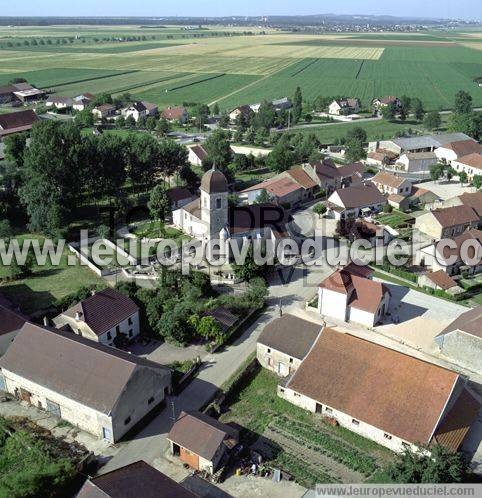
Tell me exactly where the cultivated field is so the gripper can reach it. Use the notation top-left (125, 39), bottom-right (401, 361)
top-left (0, 26), bottom-right (480, 111)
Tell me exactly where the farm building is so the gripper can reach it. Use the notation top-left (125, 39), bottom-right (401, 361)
top-left (451, 153), bottom-right (482, 182)
top-left (417, 271), bottom-right (461, 294)
top-left (72, 92), bottom-right (95, 111)
top-left (46, 96), bottom-right (73, 110)
top-left (161, 106), bottom-right (189, 123)
top-left (0, 109), bottom-right (38, 137)
top-left (415, 205), bottom-right (479, 240)
top-left (0, 323), bottom-right (171, 443)
top-left (188, 144), bottom-right (208, 166)
top-left (257, 314), bottom-right (322, 377)
top-left (167, 411), bottom-right (239, 474)
top-left (279, 327), bottom-right (480, 454)
top-left (396, 152), bottom-right (438, 173)
top-left (92, 104), bottom-right (116, 119)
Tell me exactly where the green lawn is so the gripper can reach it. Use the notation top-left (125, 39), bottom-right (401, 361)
top-left (220, 367), bottom-right (393, 485)
top-left (131, 221), bottom-right (189, 243)
top-left (0, 234), bottom-right (105, 314)
top-left (376, 210), bottom-right (412, 229)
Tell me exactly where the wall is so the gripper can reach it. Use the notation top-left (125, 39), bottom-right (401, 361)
top-left (278, 385), bottom-right (418, 454)
top-left (111, 365), bottom-right (171, 442)
top-left (436, 331), bottom-right (482, 373)
top-left (349, 307), bottom-right (376, 328)
top-left (256, 343), bottom-right (302, 377)
top-left (0, 369), bottom-right (113, 440)
top-left (318, 287), bottom-right (348, 322)
top-left (415, 213), bottom-right (443, 240)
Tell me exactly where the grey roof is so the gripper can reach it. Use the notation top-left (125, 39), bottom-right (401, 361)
top-left (392, 133), bottom-right (471, 151)
top-left (258, 314), bottom-right (322, 360)
top-left (332, 182), bottom-right (387, 209)
top-left (0, 294), bottom-right (28, 337)
top-left (59, 288), bottom-right (139, 336)
top-left (168, 411), bottom-right (239, 461)
top-left (0, 323), bottom-right (170, 414)
top-left (438, 306), bottom-right (482, 339)
top-left (77, 461), bottom-right (199, 498)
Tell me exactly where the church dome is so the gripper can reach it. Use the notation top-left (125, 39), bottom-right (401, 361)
top-left (201, 168), bottom-right (228, 193)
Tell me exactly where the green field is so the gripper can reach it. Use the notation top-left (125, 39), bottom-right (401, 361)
top-left (0, 26), bottom-right (480, 112)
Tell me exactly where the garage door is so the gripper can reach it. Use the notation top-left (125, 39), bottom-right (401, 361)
top-left (180, 447), bottom-right (199, 470)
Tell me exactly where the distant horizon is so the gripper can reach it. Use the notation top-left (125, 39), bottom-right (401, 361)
top-left (2, 1), bottom-right (481, 22)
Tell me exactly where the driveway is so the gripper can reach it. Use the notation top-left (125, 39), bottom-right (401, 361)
top-left (129, 339), bottom-right (208, 365)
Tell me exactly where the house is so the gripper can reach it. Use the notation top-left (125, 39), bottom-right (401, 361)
top-left (451, 153), bottom-right (482, 182)
top-left (0, 109), bottom-right (38, 137)
top-left (433, 191), bottom-right (482, 221)
top-left (77, 461), bottom-right (199, 498)
top-left (372, 96), bottom-right (401, 111)
top-left (161, 106), bottom-right (188, 123)
top-left (122, 101), bottom-right (158, 122)
top-left (0, 323), bottom-right (171, 442)
top-left (368, 133), bottom-right (471, 156)
top-left (317, 264), bottom-right (390, 327)
top-left (417, 229), bottom-right (482, 276)
top-left (92, 104), bottom-right (116, 119)
top-left (435, 306), bottom-right (482, 373)
top-left (326, 182), bottom-right (387, 220)
top-left (239, 166), bottom-right (317, 207)
top-left (408, 186), bottom-right (440, 208)
top-left (73, 92), bottom-right (95, 111)
top-left (167, 187), bottom-right (197, 211)
top-left (52, 288), bottom-right (140, 347)
top-left (301, 160), bottom-right (366, 195)
top-left (366, 149), bottom-right (398, 166)
top-left (415, 205), bottom-right (479, 240)
top-left (46, 96), bottom-right (73, 110)
top-left (396, 152), bottom-right (438, 173)
top-left (434, 139), bottom-right (481, 165)
top-left (167, 411), bottom-right (239, 474)
top-left (188, 144), bottom-right (208, 166)
top-left (371, 171), bottom-right (412, 197)
top-left (250, 97), bottom-right (292, 113)
top-left (257, 314), bottom-right (322, 376)
top-left (279, 327), bottom-right (480, 453)
top-left (417, 271), bottom-right (461, 294)
top-left (229, 104), bottom-right (253, 122)
top-left (328, 98), bottom-right (361, 116)
top-left (0, 295), bottom-right (28, 356)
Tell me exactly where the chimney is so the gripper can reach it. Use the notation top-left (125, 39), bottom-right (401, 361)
top-left (43, 316), bottom-right (49, 327)
top-left (75, 312), bottom-right (82, 321)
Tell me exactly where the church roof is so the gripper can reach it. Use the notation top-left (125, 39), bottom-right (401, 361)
top-left (201, 168), bottom-right (228, 194)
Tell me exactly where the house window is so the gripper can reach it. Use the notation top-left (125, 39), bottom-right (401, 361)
top-left (289, 358), bottom-right (293, 363)
top-left (128, 330), bottom-right (133, 337)
top-left (102, 427), bottom-right (112, 440)
top-left (279, 388), bottom-right (285, 393)
top-left (325, 407), bottom-right (333, 414)
top-left (267, 348), bottom-right (271, 354)
top-left (148, 396), bottom-right (154, 405)
top-left (216, 198), bottom-right (222, 209)
top-left (107, 331), bottom-right (112, 340)
top-left (293, 392), bottom-right (301, 397)
top-left (384, 433), bottom-right (392, 440)
top-left (128, 317), bottom-right (133, 325)
top-left (352, 419), bottom-right (360, 426)
top-left (116, 325), bottom-right (120, 334)
top-left (124, 416), bottom-right (131, 425)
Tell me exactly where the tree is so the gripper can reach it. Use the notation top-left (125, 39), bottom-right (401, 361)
top-left (266, 142), bottom-right (295, 173)
top-left (459, 171), bottom-right (468, 185)
top-left (382, 102), bottom-right (397, 121)
top-left (430, 164), bottom-right (444, 182)
top-left (446, 167), bottom-right (456, 182)
top-left (472, 175), bottom-right (482, 189)
top-left (313, 203), bottom-right (327, 218)
top-left (232, 245), bottom-right (266, 281)
top-left (203, 129), bottom-right (232, 169)
top-left (192, 315), bottom-right (224, 343)
top-left (146, 116), bottom-right (157, 131)
top-left (115, 116), bottom-right (125, 128)
top-left (19, 121), bottom-right (86, 233)
top-left (292, 86), bottom-right (303, 124)
top-left (399, 95), bottom-right (411, 121)
top-left (148, 184), bottom-right (170, 221)
top-left (75, 108), bottom-right (94, 127)
top-left (449, 112), bottom-right (480, 139)
top-left (423, 111), bottom-right (441, 131)
top-left (253, 100), bottom-right (276, 131)
top-left (454, 90), bottom-right (473, 115)
top-left (156, 118), bottom-right (170, 136)
top-left (157, 139), bottom-right (188, 179)
top-left (254, 189), bottom-right (271, 204)
top-left (384, 444), bottom-right (468, 483)
top-left (412, 98), bottom-right (425, 121)
top-left (124, 133), bottom-right (159, 189)
top-left (3, 133), bottom-right (27, 166)
top-left (344, 127), bottom-right (367, 162)
top-left (383, 204), bottom-right (393, 213)
top-left (125, 115), bottom-right (136, 129)
top-left (211, 102), bottom-right (220, 115)
top-left (244, 277), bottom-right (269, 308)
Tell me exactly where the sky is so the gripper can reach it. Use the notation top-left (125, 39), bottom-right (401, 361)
top-left (2, 0), bottom-right (481, 21)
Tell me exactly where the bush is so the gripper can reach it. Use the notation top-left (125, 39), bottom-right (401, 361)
top-left (383, 204), bottom-right (393, 213)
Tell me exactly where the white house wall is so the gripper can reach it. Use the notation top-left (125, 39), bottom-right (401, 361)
top-left (318, 288), bottom-right (348, 322)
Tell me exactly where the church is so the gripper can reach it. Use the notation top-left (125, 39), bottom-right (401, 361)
top-left (172, 167), bottom-right (294, 255)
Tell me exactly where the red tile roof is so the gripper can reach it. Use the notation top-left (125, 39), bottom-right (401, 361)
top-left (161, 106), bottom-right (187, 121)
top-left (456, 153), bottom-right (482, 171)
top-left (285, 167), bottom-right (318, 189)
top-left (440, 139), bottom-right (481, 158)
top-left (431, 205), bottom-right (479, 228)
top-left (425, 270), bottom-right (458, 290)
top-left (287, 329), bottom-right (460, 445)
top-left (372, 171), bottom-right (408, 189)
top-left (0, 109), bottom-right (38, 136)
